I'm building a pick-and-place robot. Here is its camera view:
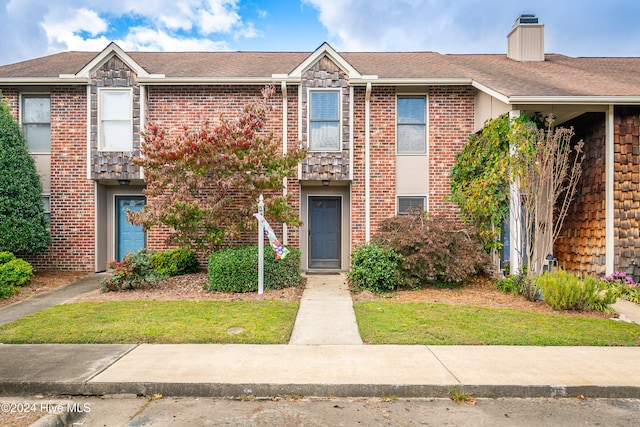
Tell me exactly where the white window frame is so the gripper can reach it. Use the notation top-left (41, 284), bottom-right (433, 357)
top-left (99, 88), bottom-right (133, 151)
top-left (308, 88), bottom-right (342, 152)
top-left (21, 93), bottom-right (51, 154)
top-left (397, 195), bottom-right (427, 215)
top-left (396, 95), bottom-right (427, 155)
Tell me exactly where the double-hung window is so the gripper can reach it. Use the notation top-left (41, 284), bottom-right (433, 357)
top-left (309, 90), bottom-right (340, 151)
top-left (397, 96), bottom-right (426, 154)
top-left (22, 95), bottom-right (51, 153)
top-left (100, 89), bottom-right (133, 151)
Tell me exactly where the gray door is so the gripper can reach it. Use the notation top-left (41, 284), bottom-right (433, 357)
top-left (309, 196), bottom-right (341, 269)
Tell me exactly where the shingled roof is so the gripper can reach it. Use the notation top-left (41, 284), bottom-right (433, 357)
top-left (1, 44), bottom-right (640, 100)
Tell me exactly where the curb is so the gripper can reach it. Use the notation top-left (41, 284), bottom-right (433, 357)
top-left (3, 382), bottom-right (640, 400)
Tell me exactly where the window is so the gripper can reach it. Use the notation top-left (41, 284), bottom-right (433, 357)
top-left (100, 89), bottom-right (132, 151)
top-left (397, 96), bottom-right (426, 154)
top-left (42, 195), bottom-right (51, 226)
top-left (397, 196), bottom-right (426, 215)
top-left (22, 95), bottom-right (50, 153)
top-left (309, 90), bottom-right (340, 151)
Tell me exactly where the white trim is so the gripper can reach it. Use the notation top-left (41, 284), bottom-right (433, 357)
top-left (606, 104), bottom-right (615, 275)
top-left (471, 81), bottom-right (510, 104)
top-left (97, 87), bottom-right (134, 152)
top-left (139, 84), bottom-right (146, 180)
top-left (289, 42), bottom-right (362, 80)
top-left (74, 42), bottom-right (155, 80)
top-left (86, 85), bottom-right (92, 179)
top-left (509, 110), bottom-right (522, 276)
top-left (307, 87), bottom-right (343, 152)
top-left (365, 82), bottom-right (372, 242)
top-left (508, 96), bottom-right (640, 105)
top-left (350, 77), bottom-right (472, 86)
top-left (281, 81), bottom-right (288, 245)
top-left (297, 85), bottom-right (303, 179)
top-left (349, 85), bottom-right (354, 181)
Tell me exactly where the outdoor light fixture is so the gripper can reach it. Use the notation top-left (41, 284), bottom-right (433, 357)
top-left (322, 179), bottom-right (329, 186)
top-left (117, 179), bottom-right (131, 186)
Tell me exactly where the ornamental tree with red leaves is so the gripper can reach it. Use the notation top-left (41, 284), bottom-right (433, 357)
top-left (130, 85), bottom-right (306, 252)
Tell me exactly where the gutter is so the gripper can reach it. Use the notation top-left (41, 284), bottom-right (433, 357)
top-left (365, 82), bottom-right (372, 243)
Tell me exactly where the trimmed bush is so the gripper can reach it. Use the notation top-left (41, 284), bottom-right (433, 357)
top-left (536, 269), bottom-right (616, 312)
top-left (0, 251), bottom-right (16, 265)
top-left (0, 96), bottom-right (50, 253)
top-left (206, 246), bottom-right (302, 293)
top-left (347, 243), bottom-right (401, 293)
top-left (0, 258), bottom-right (34, 287)
top-left (375, 213), bottom-right (489, 288)
top-left (101, 249), bottom-right (165, 292)
top-left (150, 248), bottom-right (199, 277)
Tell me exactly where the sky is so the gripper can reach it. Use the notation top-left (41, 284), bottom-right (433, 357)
top-left (2, 0), bottom-right (640, 66)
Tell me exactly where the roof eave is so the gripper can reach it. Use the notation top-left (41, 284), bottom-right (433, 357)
top-left (350, 77), bottom-right (473, 86)
top-left (0, 77), bottom-right (89, 85)
top-left (137, 76), bottom-right (286, 85)
top-left (508, 96), bottom-right (640, 105)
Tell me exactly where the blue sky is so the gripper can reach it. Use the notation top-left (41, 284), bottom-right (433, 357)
top-left (1, 0), bottom-right (640, 66)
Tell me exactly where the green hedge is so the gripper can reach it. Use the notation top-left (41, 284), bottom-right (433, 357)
top-left (347, 243), bottom-right (401, 293)
top-left (150, 248), bottom-right (199, 277)
top-left (206, 246), bottom-right (302, 293)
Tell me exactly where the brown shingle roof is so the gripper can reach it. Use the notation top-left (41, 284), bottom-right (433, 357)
top-left (1, 47), bottom-right (640, 98)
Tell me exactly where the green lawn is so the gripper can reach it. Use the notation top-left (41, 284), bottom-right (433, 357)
top-left (0, 300), bottom-right (299, 344)
top-left (355, 302), bottom-right (640, 346)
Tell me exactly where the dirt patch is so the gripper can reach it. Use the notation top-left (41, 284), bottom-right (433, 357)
top-left (68, 272), bottom-right (305, 303)
top-left (0, 270), bottom-right (90, 308)
top-left (352, 277), bottom-right (613, 320)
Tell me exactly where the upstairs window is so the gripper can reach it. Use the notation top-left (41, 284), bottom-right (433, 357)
top-left (22, 95), bottom-right (51, 153)
top-left (309, 90), bottom-right (340, 151)
top-left (397, 96), bottom-right (426, 154)
top-left (100, 89), bottom-right (132, 151)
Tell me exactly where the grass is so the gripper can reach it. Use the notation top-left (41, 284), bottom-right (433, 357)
top-left (0, 300), bottom-right (299, 344)
top-left (354, 302), bottom-right (640, 346)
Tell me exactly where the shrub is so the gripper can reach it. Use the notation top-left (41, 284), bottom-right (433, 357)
top-left (0, 258), bottom-right (34, 287)
top-left (600, 271), bottom-right (640, 304)
top-left (536, 269), bottom-right (616, 312)
top-left (0, 97), bottom-right (50, 253)
top-left (0, 251), bottom-right (16, 265)
top-left (150, 248), bottom-right (199, 277)
top-left (101, 249), bottom-right (165, 292)
top-left (375, 213), bottom-right (489, 288)
top-left (0, 283), bottom-right (17, 299)
top-left (206, 246), bottom-right (302, 293)
top-left (495, 274), bottom-right (524, 295)
top-left (347, 243), bottom-right (401, 293)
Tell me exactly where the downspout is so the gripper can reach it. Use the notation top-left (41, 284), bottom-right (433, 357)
top-left (365, 82), bottom-right (372, 242)
top-left (606, 104), bottom-right (615, 275)
top-left (509, 110), bottom-right (522, 276)
top-left (281, 81), bottom-right (288, 245)
top-left (349, 86), bottom-right (354, 181)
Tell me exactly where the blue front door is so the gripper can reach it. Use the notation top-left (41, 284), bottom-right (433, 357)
top-left (117, 197), bottom-right (146, 261)
top-left (309, 196), bottom-right (341, 269)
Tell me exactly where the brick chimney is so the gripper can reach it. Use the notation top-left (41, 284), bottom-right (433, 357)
top-left (507, 14), bottom-right (544, 61)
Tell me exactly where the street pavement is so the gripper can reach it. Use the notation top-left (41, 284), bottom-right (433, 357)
top-left (0, 272), bottom-right (639, 404)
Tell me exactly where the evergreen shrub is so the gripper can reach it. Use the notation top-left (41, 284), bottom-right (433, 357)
top-left (150, 248), bottom-right (199, 277)
top-left (206, 246), bottom-right (302, 293)
top-left (347, 243), bottom-right (401, 293)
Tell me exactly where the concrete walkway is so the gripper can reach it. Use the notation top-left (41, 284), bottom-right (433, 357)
top-left (289, 273), bottom-right (362, 345)
top-left (0, 272), bottom-right (639, 399)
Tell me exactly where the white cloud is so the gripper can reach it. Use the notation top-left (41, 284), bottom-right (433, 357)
top-left (120, 27), bottom-right (230, 51)
top-left (41, 8), bottom-right (110, 52)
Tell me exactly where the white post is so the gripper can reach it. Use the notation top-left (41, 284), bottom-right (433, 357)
top-left (257, 195), bottom-right (264, 295)
top-left (509, 110), bottom-right (522, 276)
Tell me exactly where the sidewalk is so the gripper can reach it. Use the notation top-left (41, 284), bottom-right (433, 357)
top-left (0, 273), bottom-right (639, 399)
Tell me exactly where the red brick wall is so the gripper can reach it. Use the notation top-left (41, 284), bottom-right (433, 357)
top-left (9, 87), bottom-right (95, 270)
top-left (428, 87), bottom-right (475, 217)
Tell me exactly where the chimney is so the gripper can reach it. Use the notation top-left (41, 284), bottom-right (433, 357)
top-left (507, 14), bottom-right (544, 61)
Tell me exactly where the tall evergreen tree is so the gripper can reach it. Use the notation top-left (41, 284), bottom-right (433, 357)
top-left (0, 95), bottom-right (50, 253)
